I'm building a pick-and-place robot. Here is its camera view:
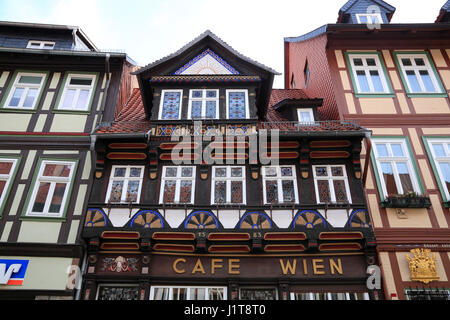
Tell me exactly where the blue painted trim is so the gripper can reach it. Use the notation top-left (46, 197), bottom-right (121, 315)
top-left (347, 209), bottom-right (370, 227)
top-left (291, 210), bottom-right (327, 229)
top-left (85, 208), bottom-right (108, 227)
top-left (238, 211), bottom-right (273, 230)
top-left (174, 48), bottom-right (240, 75)
top-left (184, 210), bottom-right (220, 229)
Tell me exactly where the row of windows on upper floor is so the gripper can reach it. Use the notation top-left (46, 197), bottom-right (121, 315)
top-left (0, 139), bottom-right (447, 219)
top-left (345, 51), bottom-right (448, 97)
top-left (158, 89), bottom-right (316, 123)
top-left (0, 70), bottom-right (98, 112)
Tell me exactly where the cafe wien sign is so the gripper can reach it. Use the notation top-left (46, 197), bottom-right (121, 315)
top-left (148, 254), bottom-right (366, 279)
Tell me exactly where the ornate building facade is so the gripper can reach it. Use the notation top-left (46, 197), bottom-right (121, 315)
top-left (284, 0), bottom-right (450, 300)
top-left (80, 31), bottom-right (379, 300)
top-left (0, 21), bottom-right (135, 299)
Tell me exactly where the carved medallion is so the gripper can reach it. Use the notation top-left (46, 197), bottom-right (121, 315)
top-left (101, 256), bottom-right (139, 273)
top-left (406, 249), bottom-right (440, 284)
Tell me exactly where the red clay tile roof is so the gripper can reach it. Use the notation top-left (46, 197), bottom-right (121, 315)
top-left (267, 89), bottom-right (318, 122)
top-left (115, 88), bottom-right (146, 122)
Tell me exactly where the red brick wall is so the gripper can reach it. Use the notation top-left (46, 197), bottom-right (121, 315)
top-left (285, 34), bottom-right (339, 120)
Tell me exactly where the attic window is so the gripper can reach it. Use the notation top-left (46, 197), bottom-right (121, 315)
top-left (27, 41), bottom-right (55, 50)
top-left (356, 13), bottom-right (382, 24)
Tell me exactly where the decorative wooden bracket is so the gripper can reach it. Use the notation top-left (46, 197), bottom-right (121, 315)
top-left (148, 149), bottom-right (158, 180)
top-left (300, 139), bottom-right (310, 179)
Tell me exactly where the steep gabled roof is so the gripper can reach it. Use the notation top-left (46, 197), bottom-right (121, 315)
top-left (436, 0), bottom-right (450, 22)
top-left (133, 30), bottom-right (280, 76)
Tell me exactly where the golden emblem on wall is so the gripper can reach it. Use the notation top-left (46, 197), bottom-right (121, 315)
top-left (406, 248), bottom-right (440, 284)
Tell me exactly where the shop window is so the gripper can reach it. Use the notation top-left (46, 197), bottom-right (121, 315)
top-left (372, 138), bottom-right (422, 198)
top-left (226, 89), bottom-right (249, 119)
top-left (159, 166), bottom-right (196, 204)
top-left (2, 71), bottom-right (47, 110)
top-left (96, 284), bottom-right (140, 300)
top-left (239, 288), bottom-right (277, 300)
top-left (262, 165), bottom-right (299, 204)
top-left (25, 159), bottom-right (77, 218)
top-left (106, 166), bottom-right (144, 204)
top-left (290, 292), bottom-right (370, 300)
top-left (188, 89), bottom-right (219, 119)
top-left (159, 90), bottom-right (183, 120)
top-left (57, 73), bottom-right (97, 111)
top-left (405, 289), bottom-right (450, 300)
top-left (149, 286), bottom-right (227, 300)
top-left (211, 166), bottom-right (246, 204)
top-left (312, 165), bottom-right (352, 204)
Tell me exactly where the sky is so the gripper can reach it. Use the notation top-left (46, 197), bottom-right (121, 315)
top-left (0, 0), bottom-right (446, 88)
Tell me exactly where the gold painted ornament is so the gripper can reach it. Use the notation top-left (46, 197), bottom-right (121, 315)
top-left (406, 248), bottom-right (440, 284)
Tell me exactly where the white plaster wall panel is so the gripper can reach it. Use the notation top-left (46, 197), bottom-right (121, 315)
top-left (164, 209), bottom-right (187, 228)
top-left (212, 210), bottom-right (240, 229)
top-left (320, 209), bottom-right (349, 228)
top-left (271, 210), bottom-right (294, 228)
top-left (104, 208), bottom-right (139, 227)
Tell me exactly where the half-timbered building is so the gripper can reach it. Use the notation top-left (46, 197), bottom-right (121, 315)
top-left (0, 21), bottom-right (135, 299)
top-left (81, 30), bottom-right (379, 301)
top-left (284, 0), bottom-right (450, 300)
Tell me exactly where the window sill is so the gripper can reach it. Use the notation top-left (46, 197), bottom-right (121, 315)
top-left (52, 109), bottom-right (91, 115)
top-left (0, 108), bottom-right (37, 113)
top-left (354, 93), bottom-right (395, 98)
top-left (405, 93), bottom-right (448, 98)
top-left (381, 196), bottom-right (431, 209)
top-left (20, 215), bottom-right (67, 222)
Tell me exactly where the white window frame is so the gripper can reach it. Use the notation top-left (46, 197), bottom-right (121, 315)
top-left (159, 166), bottom-right (196, 204)
top-left (27, 40), bottom-right (55, 50)
top-left (312, 165), bottom-right (352, 204)
top-left (290, 292), bottom-right (370, 301)
top-left (26, 160), bottom-right (76, 217)
top-left (158, 89), bottom-right (183, 120)
top-left (396, 53), bottom-right (443, 94)
top-left (211, 166), bottom-right (246, 205)
top-left (0, 158), bottom-right (19, 210)
top-left (187, 89), bottom-right (219, 119)
top-left (372, 139), bottom-right (421, 198)
top-left (4, 72), bottom-right (46, 109)
top-left (355, 13), bottom-right (382, 24)
top-left (261, 165), bottom-right (299, 204)
top-left (105, 165), bottom-right (144, 204)
top-left (57, 73), bottom-right (97, 111)
top-left (297, 108), bottom-right (315, 123)
top-left (149, 286), bottom-right (227, 300)
top-left (426, 138), bottom-right (450, 201)
top-left (348, 54), bottom-right (391, 94)
top-left (226, 89), bottom-right (249, 119)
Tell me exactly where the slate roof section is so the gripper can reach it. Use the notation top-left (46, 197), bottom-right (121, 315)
top-left (339, 0), bottom-right (395, 13)
top-left (133, 30), bottom-right (280, 76)
top-left (436, 0), bottom-right (450, 22)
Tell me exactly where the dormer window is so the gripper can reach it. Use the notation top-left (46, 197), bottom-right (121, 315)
top-left (159, 90), bottom-right (183, 120)
top-left (297, 108), bottom-right (315, 123)
top-left (188, 89), bottom-right (219, 119)
top-left (356, 13), bottom-right (382, 24)
top-left (226, 89), bottom-right (249, 119)
top-left (27, 40), bottom-right (55, 50)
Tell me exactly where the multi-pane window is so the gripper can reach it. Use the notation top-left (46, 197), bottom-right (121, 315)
top-left (150, 286), bottom-right (226, 300)
top-left (262, 166), bottom-right (298, 204)
top-left (348, 54), bottom-right (390, 94)
top-left (372, 139), bottom-right (420, 197)
top-left (188, 89), bottom-right (219, 119)
top-left (160, 166), bottom-right (196, 204)
top-left (4, 72), bottom-right (46, 109)
top-left (297, 108), bottom-right (315, 123)
top-left (355, 13), bottom-right (382, 24)
top-left (106, 166), bottom-right (144, 203)
top-left (226, 89), bottom-right (249, 119)
top-left (159, 90), bottom-right (183, 120)
top-left (27, 40), bottom-right (55, 50)
top-left (26, 160), bottom-right (76, 217)
top-left (211, 166), bottom-right (246, 204)
top-left (313, 165), bottom-right (352, 204)
top-left (291, 292), bottom-right (370, 300)
top-left (426, 139), bottom-right (450, 201)
top-left (0, 158), bottom-right (19, 211)
top-left (396, 53), bottom-right (444, 94)
top-left (58, 74), bottom-right (96, 111)
top-left (405, 289), bottom-right (450, 301)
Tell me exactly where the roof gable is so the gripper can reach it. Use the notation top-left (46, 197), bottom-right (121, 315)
top-left (174, 48), bottom-right (240, 75)
top-left (337, 0), bottom-right (396, 24)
